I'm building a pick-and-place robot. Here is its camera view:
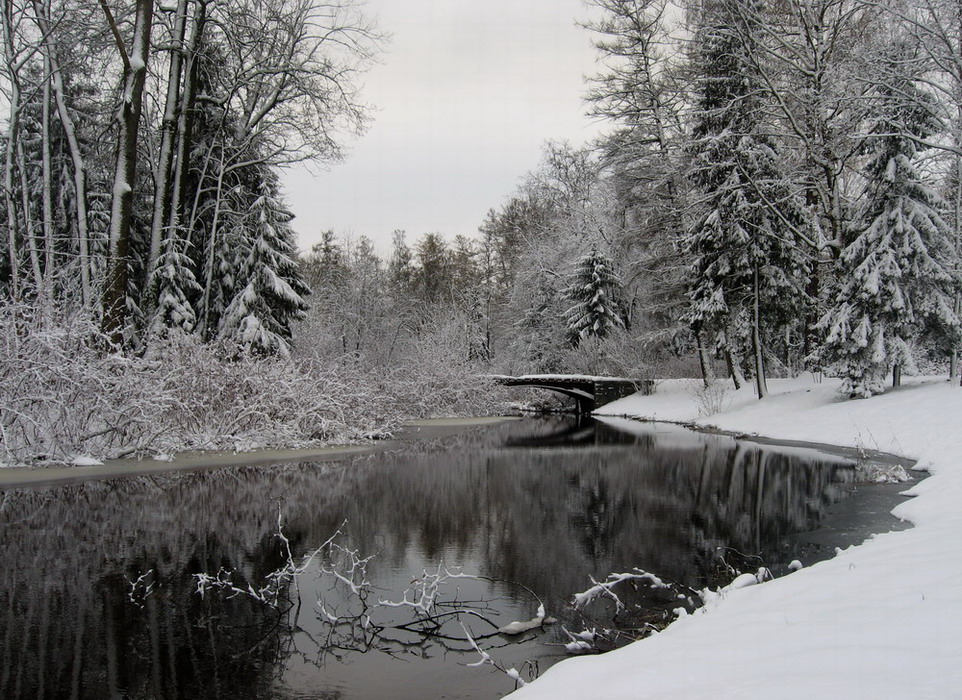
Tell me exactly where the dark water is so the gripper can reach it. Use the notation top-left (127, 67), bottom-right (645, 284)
top-left (0, 417), bottom-right (908, 699)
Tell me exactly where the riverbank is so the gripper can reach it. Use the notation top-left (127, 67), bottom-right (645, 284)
top-left (0, 416), bottom-right (517, 489)
top-left (514, 375), bottom-right (962, 700)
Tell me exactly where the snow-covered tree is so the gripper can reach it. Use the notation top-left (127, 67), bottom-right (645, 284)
top-left (217, 175), bottom-right (310, 356)
top-left (148, 233), bottom-right (200, 336)
top-left (815, 46), bottom-right (961, 397)
top-left (684, 0), bottom-right (814, 398)
top-left (99, 0), bottom-right (153, 345)
top-left (563, 249), bottom-right (627, 346)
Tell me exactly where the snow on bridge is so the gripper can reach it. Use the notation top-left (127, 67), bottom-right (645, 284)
top-left (487, 374), bottom-right (655, 413)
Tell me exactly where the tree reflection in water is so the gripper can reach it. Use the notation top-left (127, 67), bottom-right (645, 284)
top-left (0, 417), bottom-right (862, 699)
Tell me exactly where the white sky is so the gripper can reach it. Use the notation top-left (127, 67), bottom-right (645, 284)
top-left (283, 0), bottom-right (604, 254)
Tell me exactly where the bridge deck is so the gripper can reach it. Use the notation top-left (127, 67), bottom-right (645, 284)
top-left (488, 374), bottom-right (654, 412)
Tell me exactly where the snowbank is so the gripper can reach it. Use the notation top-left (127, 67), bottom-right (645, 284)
top-left (514, 375), bottom-right (962, 700)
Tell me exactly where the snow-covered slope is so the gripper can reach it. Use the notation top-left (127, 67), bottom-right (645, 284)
top-left (513, 375), bottom-right (962, 700)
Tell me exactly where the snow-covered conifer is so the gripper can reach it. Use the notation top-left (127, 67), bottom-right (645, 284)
top-left (815, 45), bottom-right (961, 397)
top-left (148, 233), bottom-right (200, 336)
top-left (217, 173), bottom-right (310, 356)
top-left (563, 248), bottom-right (626, 345)
top-left (684, 0), bottom-right (814, 398)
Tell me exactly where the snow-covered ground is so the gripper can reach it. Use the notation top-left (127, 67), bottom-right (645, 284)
top-left (514, 375), bottom-right (962, 700)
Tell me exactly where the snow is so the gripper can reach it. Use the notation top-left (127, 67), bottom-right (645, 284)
top-left (498, 604), bottom-right (546, 635)
top-left (486, 373), bottom-right (641, 383)
top-left (514, 375), bottom-right (962, 700)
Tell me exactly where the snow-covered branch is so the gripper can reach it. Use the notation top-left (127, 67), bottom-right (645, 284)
top-left (572, 569), bottom-right (669, 612)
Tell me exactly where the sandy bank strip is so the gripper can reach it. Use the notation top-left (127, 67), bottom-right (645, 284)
top-left (0, 416), bottom-right (518, 489)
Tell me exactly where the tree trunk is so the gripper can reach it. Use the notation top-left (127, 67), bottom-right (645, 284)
top-left (41, 55), bottom-right (55, 282)
top-left (147, 0), bottom-right (189, 290)
top-left (752, 264), bottom-right (768, 399)
top-left (100, 0), bottom-right (154, 345)
top-left (725, 349), bottom-right (745, 390)
top-left (16, 110), bottom-right (43, 293)
top-left (695, 326), bottom-right (715, 387)
top-left (15, 125), bottom-right (43, 290)
top-left (2, 0), bottom-right (22, 299)
top-left (893, 363), bottom-right (902, 388)
top-left (196, 147), bottom-right (227, 339)
top-left (948, 128), bottom-right (960, 398)
top-left (32, 0), bottom-right (94, 307)
top-left (168, 0), bottom-right (207, 238)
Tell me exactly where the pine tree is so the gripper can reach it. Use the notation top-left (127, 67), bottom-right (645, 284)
top-left (815, 45), bottom-right (961, 397)
top-left (684, 0), bottom-right (814, 398)
top-left (217, 173), bottom-right (310, 356)
top-left (563, 249), bottom-right (626, 345)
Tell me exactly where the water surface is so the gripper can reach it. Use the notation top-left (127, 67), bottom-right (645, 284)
top-left (0, 417), bottom-right (907, 699)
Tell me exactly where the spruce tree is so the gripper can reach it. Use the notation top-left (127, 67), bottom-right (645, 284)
top-left (147, 233), bottom-right (200, 336)
top-left (815, 46), bottom-right (961, 397)
top-left (684, 0), bottom-right (814, 398)
top-left (217, 172), bottom-right (310, 356)
top-left (562, 249), bottom-right (626, 345)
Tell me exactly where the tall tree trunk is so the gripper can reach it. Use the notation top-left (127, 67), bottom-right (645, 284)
top-left (695, 326), bottom-right (715, 387)
top-left (953, 112), bottom-right (962, 383)
top-left (2, 0), bottom-right (23, 299)
top-left (752, 264), bottom-right (768, 399)
top-left (893, 363), bottom-right (902, 388)
top-left (197, 147), bottom-right (227, 339)
top-left (167, 0), bottom-right (207, 238)
top-left (41, 55), bottom-right (55, 283)
top-left (100, 0), bottom-right (154, 345)
top-left (147, 0), bottom-right (189, 289)
top-left (725, 348), bottom-right (745, 390)
top-left (15, 128), bottom-right (43, 290)
top-left (32, 0), bottom-right (94, 307)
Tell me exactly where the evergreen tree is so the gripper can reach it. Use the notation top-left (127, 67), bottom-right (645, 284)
top-left (217, 173), bottom-right (310, 356)
top-left (414, 233), bottom-right (450, 304)
top-left (148, 233), bottom-right (200, 336)
top-left (562, 249), bottom-right (626, 345)
top-left (388, 230), bottom-right (416, 299)
top-left (684, 0), bottom-right (814, 398)
top-left (815, 46), bottom-right (961, 397)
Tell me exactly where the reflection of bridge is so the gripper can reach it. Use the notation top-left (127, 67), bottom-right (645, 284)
top-left (489, 374), bottom-right (655, 413)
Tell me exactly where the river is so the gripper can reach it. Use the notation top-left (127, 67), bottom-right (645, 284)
top-left (0, 416), bottom-right (912, 699)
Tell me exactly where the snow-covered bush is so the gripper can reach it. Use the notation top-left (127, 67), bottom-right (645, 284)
top-left (690, 379), bottom-right (731, 416)
top-left (0, 303), bottom-right (178, 464)
top-left (0, 302), bottom-right (510, 467)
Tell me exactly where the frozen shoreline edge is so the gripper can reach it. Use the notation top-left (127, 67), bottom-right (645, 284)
top-left (0, 416), bottom-right (520, 489)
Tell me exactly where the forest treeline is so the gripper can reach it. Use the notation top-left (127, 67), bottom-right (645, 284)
top-left (301, 0), bottom-right (962, 400)
top-left (2, 0), bottom-right (962, 464)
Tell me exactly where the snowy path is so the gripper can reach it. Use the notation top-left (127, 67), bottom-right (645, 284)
top-left (513, 376), bottom-right (962, 700)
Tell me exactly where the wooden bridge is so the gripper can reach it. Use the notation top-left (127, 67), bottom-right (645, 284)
top-left (488, 374), bottom-right (654, 413)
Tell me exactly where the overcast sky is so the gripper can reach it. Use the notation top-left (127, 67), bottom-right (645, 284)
top-left (283, 0), bottom-right (603, 254)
